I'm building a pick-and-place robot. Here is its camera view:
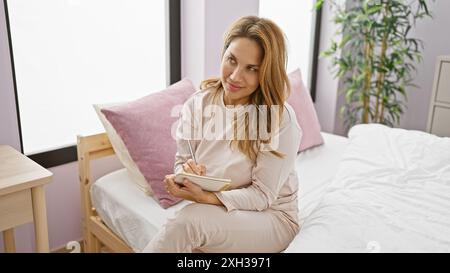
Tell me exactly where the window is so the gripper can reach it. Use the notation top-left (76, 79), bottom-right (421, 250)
top-left (259, 0), bottom-right (321, 98)
top-left (5, 0), bottom-right (180, 167)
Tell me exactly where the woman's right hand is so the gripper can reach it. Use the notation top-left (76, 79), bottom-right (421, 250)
top-left (183, 159), bottom-right (206, 176)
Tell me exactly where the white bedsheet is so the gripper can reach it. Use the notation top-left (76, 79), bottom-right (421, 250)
top-left (296, 132), bottom-right (349, 224)
top-left (91, 172), bottom-right (192, 252)
top-left (91, 132), bottom-right (348, 252)
top-left (286, 124), bottom-right (450, 253)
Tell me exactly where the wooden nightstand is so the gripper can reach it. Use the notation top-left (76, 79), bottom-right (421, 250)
top-left (0, 145), bottom-right (52, 253)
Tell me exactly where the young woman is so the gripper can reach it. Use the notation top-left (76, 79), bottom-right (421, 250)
top-left (143, 15), bottom-right (302, 253)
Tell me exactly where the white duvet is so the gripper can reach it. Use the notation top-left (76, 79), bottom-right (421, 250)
top-left (286, 124), bottom-right (450, 253)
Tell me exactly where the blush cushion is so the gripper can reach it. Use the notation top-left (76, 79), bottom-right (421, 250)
top-left (101, 79), bottom-right (196, 208)
top-left (287, 69), bottom-right (324, 152)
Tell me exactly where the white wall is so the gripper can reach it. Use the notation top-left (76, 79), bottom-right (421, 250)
top-left (400, 0), bottom-right (450, 131)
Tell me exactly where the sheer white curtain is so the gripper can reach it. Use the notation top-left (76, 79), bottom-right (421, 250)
top-left (259, 0), bottom-right (314, 87)
top-left (7, 0), bottom-right (167, 154)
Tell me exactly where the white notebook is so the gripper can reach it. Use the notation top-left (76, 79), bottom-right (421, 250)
top-left (174, 172), bottom-right (231, 192)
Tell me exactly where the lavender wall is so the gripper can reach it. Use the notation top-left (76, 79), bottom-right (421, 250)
top-left (181, 0), bottom-right (206, 88)
top-left (181, 0), bottom-right (259, 87)
top-left (400, 0), bottom-right (450, 131)
top-left (0, 2), bottom-right (20, 150)
top-left (0, 1), bottom-right (35, 253)
top-left (203, 0), bottom-right (259, 80)
top-left (44, 156), bottom-right (122, 251)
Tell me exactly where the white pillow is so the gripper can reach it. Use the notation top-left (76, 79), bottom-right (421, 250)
top-left (93, 104), bottom-right (153, 195)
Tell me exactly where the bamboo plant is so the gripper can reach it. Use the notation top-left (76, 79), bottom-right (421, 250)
top-left (317, 0), bottom-right (432, 128)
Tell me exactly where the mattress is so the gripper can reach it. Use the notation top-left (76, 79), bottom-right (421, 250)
top-left (91, 132), bottom-right (348, 252)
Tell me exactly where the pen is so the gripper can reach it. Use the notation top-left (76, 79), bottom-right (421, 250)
top-left (187, 139), bottom-right (197, 165)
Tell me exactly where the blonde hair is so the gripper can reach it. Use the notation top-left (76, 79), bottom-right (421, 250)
top-left (201, 16), bottom-right (290, 162)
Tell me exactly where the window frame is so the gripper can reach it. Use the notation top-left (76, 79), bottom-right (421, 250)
top-left (4, 0), bottom-right (181, 168)
top-left (309, 2), bottom-right (322, 103)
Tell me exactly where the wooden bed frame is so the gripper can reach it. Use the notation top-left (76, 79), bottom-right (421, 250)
top-left (77, 133), bottom-right (133, 253)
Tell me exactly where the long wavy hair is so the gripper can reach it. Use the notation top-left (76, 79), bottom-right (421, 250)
top-left (201, 16), bottom-right (290, 163)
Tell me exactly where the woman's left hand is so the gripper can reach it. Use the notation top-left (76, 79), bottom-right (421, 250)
top-left (164, 174), bottom-right (208, 203)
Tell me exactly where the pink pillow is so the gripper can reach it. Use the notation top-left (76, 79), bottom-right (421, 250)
top-left (287, 69), bottom-right (324, 152)
top-left (101, 79), bottom-right (196, 209)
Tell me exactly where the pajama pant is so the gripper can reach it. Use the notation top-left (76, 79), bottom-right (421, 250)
top-left (142, 203), bottom-right (298, 253)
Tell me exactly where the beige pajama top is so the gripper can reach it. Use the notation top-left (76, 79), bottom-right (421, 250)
top-left (174, 88), bottom-right (302, 233)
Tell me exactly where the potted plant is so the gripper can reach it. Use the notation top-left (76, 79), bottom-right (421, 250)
top-left (317, 0), bottom-right (432, 128)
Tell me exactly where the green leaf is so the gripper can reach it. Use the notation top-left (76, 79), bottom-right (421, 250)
top-left (314, 0), bottom-right (324, 10)
top-left (367, 5), bottom-right (382, 15)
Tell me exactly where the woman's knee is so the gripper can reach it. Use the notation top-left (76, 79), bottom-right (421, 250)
top-left (169, 203), bottom-right (204, 227)
top-left (170, 203), bottom-right (222, 229)
top-left (160, 203), bottom-right (217, 248)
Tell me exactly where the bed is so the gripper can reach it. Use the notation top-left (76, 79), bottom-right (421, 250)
top-left (77, 124), bottom-right (450, 253)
